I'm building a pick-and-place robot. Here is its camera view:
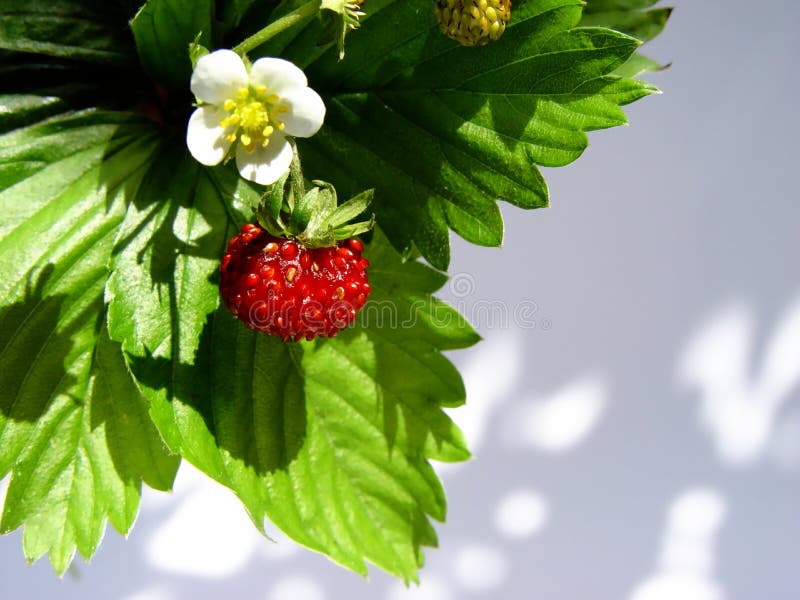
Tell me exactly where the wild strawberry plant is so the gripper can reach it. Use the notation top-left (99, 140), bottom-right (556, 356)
top-left (0, 0), bottom-right (670, 582)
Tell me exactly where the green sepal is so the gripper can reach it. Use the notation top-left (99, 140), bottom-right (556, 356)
top-left (254, 172), bottom-right (291, 237)
top-left (294, 182), bottom-right (374, 247)
top-left (188, 33), bottom-right (209, 68)
top-left (332, 216), bottom-right (376, 240)
top-left (328, 188), bottom-right (373, 228)
top-left (299, 180), bottom-right (338, 244)
top-left (319, 0), bottom-right (365, 59)
top-left (252, 148), bottom-right (374, 247)
top-left (291, 186), bottom-right (324, 232)
top-left (268, 172), bottom-right (290, 221)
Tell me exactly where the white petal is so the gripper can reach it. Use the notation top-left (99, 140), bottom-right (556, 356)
top-left (186, 106), bottom-right (232, 166)
top-left (279, 87), bottom-right (326, 138)
top-left (191, 49), bottom-right (248, 104)
top-left (250, 57), bottom-right (307, 95)
top-left (235, 134), bottom-right (294, 185)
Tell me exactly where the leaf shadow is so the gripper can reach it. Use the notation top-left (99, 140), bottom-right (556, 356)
top-left (87, 325), bottom-right (180, 493)
top-left (371, 10), bottom-right (547, 150)
top-left (126, 308), bottom-right (308, 476)
top-left (0, 265), bottom-right (77, 427)
top-left (108, 141), bottom-right (222, 277)
top-left (98, 125), bottom-right (311, 477)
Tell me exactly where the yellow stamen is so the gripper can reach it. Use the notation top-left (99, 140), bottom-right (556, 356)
top-left (217, 84), bottom-right (288, 152)
top-left (220, 114), bottom-right (240, 128)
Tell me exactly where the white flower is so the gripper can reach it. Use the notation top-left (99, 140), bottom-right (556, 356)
top-left (186, 50), bottom-right (326, 185)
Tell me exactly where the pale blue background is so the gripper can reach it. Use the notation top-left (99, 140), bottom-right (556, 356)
top-left (3, 0), bottom-right (800, 598)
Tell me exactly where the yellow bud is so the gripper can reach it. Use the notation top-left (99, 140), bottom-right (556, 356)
top-left (434, 0), bottom-right (511, 46)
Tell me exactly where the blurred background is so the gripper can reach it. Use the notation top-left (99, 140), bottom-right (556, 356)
top-left (3, 0), bottom-right (799, 598)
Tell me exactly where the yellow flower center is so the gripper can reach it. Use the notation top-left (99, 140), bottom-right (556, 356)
top-left (219, 86), bottom-right (290, 152)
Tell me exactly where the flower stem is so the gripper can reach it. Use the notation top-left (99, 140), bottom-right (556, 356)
top-left (233, 0), bottom-right (321, 55)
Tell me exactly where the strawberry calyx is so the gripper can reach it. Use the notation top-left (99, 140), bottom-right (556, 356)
top-left (318, 0), bottom-right (367, 59)
top-left (254, 142), bottom-right (375, 249)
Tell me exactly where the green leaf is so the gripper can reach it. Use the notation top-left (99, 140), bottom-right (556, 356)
top-left (0, 51), bottom-right (159, 131)
top-left (581, 0), bottom-right (673, 75)
top-left (0, 0), bottom-right (671, 580)
top-left (218, 0), bottom-right (269, 33)
top-left (0, 107), bottom-right (179, 573)
top-left (131, 0), bottom-right (214, 90)
top-left (252, 0), bottom-right (660, 269)
top-left (613, 51), bottom-right (668, 78)
top-left (582, 2), bottom-right (672, 42)
top-left (0, 0), bottom-right (137, 65)
top-left (105, 148), bottom-right (477, 579)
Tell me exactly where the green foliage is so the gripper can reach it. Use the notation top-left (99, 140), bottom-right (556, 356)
top-left (0, 111), bottom-right (179, 574)
top-left (0, 0), bottom-right (137, 65)
top-left (581, 0), bottom-right (673, 76)
top-left (256, 0), bottom-right (660, 269)
top-left (103, 142), bottom-right (477, 577)
top-left (0, 0), bottom-right (668, 580)
top-left (131, 0), bottom-right (215, 90)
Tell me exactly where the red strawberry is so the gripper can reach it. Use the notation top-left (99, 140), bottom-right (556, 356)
top-left (219, 223), bottom-right (371, 341)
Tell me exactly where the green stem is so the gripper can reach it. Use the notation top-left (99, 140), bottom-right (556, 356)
top-left (233, 0), bottom-right (321, 55)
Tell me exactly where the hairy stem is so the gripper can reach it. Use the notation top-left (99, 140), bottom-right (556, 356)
top-left (233, 1), bottom-right (322, 55)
